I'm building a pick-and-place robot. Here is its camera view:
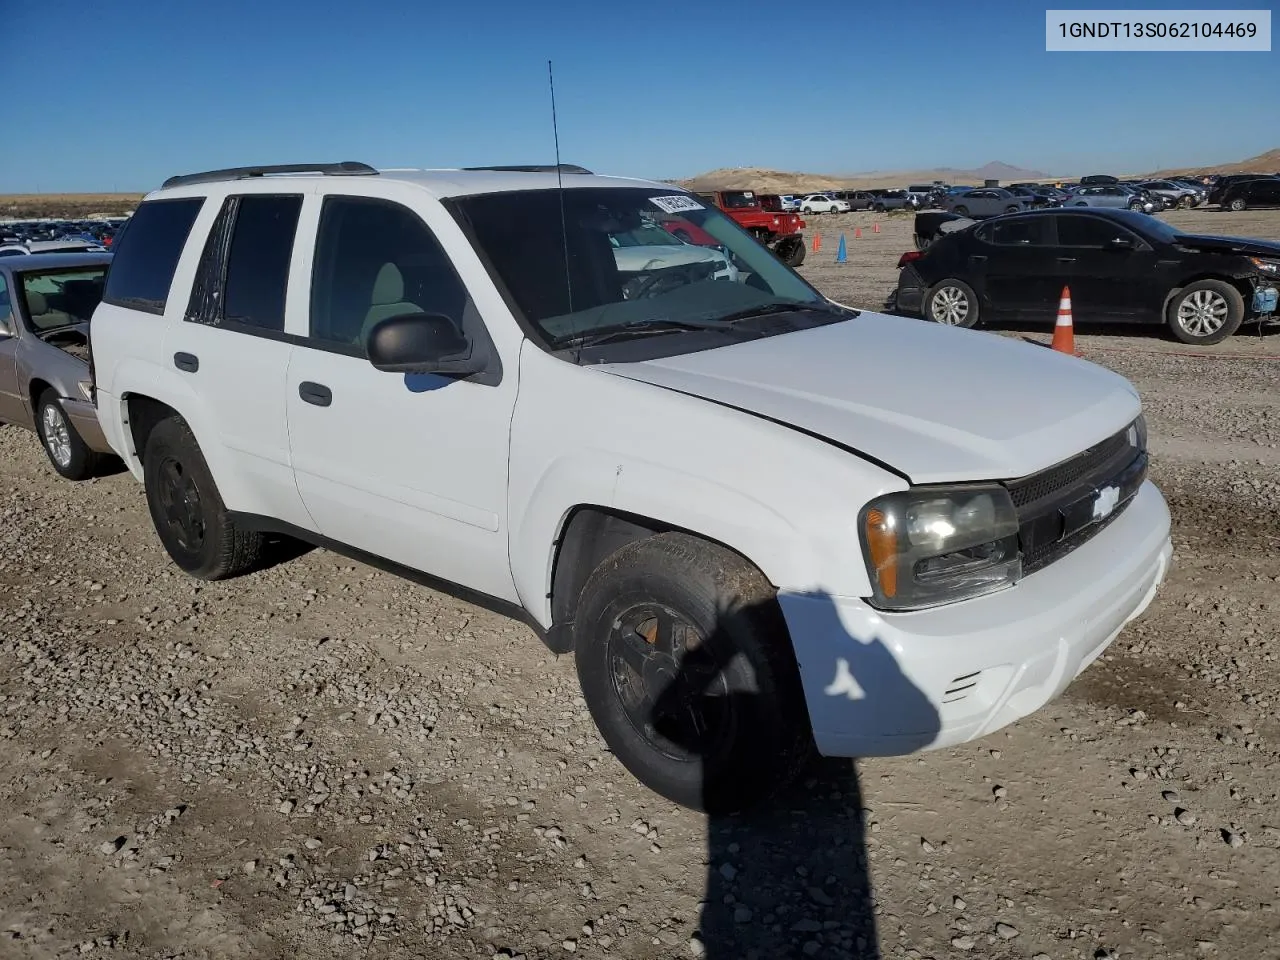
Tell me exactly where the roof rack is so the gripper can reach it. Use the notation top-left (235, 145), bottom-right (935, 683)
top-left (161, 161), bottom-right (378, 190)
top-left (461, 164), bottom-right (593, 175)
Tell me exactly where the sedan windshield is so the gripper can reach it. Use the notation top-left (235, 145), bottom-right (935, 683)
top-left (18, 267), bottom-right (107, 332)
top-left (449, 187), bottom-right (836, 350)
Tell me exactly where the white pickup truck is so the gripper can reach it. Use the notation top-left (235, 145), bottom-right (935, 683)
top-left (88, 161), bottom-right (1172, 813)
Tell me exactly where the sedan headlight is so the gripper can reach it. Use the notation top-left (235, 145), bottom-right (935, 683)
top-left (860, 484), bottom-right (1021, 611)
top-left (77, 380), bottom-right (94, 402)
top-left (1249, 257), bottom-right (1279, 275)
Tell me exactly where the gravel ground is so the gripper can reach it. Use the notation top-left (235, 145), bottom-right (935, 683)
top-left (1, 208), bottom-right (1279, 960)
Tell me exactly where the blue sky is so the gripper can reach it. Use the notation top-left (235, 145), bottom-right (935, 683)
top-left (3, 0), bottom-right (1276, 192)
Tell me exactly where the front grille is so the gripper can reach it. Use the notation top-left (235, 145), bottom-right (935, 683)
top-left (1005, 427), bottom-right (1146, 577)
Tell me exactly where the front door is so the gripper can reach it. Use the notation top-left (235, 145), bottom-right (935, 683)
top-left (284, 194), bottom-right (520, 602)
top-left (1051, 215), bottom-right (1155, 321)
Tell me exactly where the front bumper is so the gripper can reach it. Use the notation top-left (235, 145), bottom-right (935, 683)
top-left (62, 397), bottom-right (113, 454)
top-left (779, 480), bottom-right (1172, 758)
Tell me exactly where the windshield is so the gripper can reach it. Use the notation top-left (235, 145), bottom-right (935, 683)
top-left (18, 266), bottom-right (107, 332)
top-left (718, 191), bottom-right (758, 209)
top-left (450, 187), bottom-right (832, 350)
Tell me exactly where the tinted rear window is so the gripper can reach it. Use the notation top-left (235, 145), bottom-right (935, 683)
top-left (103, 197), bottom-right (204, 314)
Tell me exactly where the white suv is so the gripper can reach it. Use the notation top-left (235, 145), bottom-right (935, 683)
top-left (89, 161), bottom-right (1172, 812)
top-left (799, 194), bottom-right (851, 215)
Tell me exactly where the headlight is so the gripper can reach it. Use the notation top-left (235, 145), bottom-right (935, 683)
top-left (1127, 413), bottom-right (1147, 452)
top-left (77, 380), bottom-right (94, 402)
top-left (859, 484), bottom-right (1021, 611)
top-left (1249, 257), bottom-right (1279, 275)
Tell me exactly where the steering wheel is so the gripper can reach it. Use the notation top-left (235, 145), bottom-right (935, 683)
top-left (625, 269), bottom-right (694, 300)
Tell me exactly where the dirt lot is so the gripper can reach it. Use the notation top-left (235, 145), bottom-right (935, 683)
top-left (0, 195), bottom-right (141, 221)
top-left (1, 208), bottom-right (1279, 960)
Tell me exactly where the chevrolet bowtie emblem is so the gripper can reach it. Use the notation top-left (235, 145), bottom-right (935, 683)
top-left (1093, 485), bottom-right (1120, 522)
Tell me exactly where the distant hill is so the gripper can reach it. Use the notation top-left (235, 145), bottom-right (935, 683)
top-left (680, 160), bottom-right (1053, 193)
top-left (1142, 147), bottom-right (1280, 178)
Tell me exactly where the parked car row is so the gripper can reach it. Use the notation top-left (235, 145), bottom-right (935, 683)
top-left (2, 161), bottom-right (1176, 815)
top-left (894, 207), bottom-right (1280, 346)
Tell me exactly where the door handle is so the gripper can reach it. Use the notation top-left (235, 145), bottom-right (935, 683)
top-left (173, 352), bottom-right (199, 373)
top-left (1056, 257), bottom-right (1077, 264)
top-left (298, 381), bottom-right (332, 407)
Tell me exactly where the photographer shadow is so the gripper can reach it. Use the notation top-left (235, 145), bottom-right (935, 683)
top-left (653, 591), bottom-right (941, 960)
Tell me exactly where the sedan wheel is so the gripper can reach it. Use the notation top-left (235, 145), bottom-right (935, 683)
top-left (1166, 280), bottom-right (1244, 346)
top-left (925, 280), bottom-right (979, 328)
top-left (35, 389), bottom-right (99, 481)
top-left (1228, 198), bottom-right (1247, 212)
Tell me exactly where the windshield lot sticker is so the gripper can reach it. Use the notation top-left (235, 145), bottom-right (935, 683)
top-left (649, 195), bottom-right (705, 214)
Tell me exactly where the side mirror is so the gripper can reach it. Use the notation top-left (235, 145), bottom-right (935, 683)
top-left (1107, 236), bottom-right (1136, 251)
top-left (366, 312), bottom-right (485, 377)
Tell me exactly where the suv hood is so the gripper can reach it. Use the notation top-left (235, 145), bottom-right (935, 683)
top-left (598, 311), bottom-right (1140, 485)
top-left (1173, 233), bottom-right (1280, 258)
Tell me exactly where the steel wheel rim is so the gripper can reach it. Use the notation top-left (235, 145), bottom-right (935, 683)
top-left (606, 602), bottom-right (735, 764)
top-left (41, 403), bottom-right (73, 468)
top-left (930, 286), bottom-right (970, 325)
top-left (1177, 289), bottom-right (1229, 337)
top-left (156, 456), bottom-right (205, 551)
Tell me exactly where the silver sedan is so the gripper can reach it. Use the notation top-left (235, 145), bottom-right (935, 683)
top-left (0, 252), bottom-right (116, 479)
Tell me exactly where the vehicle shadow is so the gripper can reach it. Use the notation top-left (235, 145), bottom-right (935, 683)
top-left (653, 591), bottom-right (941, 960)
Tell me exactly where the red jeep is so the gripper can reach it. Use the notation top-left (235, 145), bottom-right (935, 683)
top-left (695, 190), bottom-right (807, 267)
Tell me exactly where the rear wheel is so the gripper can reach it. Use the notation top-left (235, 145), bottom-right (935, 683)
top-left (142, 415), bottom-right (264, 579)
top-left (573, 533), bottom-right (813, 814)
top-left (775, 235), bottom-right (806, 267)
top-left (35, 389), bottom-right (99, 481)
top-left (1179, 195), bottom-right (1194, 208)
top-left (1166, 280), bottom-right (1244, 346)
top-left (1128, 200), bottom-right (1144, 211)
top-left (924, 279), bottom-right (979, 328)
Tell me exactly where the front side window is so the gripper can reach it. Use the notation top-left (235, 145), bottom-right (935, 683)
top-left (309, 196), bottom-right (470, 353)
top-left (1056, 216), bottom-right (1136, 248)
top-left (0, 275), bottom-right (11, 333)
top-left (449, 187), bottom-right (837, 354)
top-left (17, 267), bottom-right (108, 332)
top-left (103, 197), bottom-right (204, 314)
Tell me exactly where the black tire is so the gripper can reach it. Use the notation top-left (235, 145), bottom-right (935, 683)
top-left (1165, 279), bottom-right (1244, 346)
top-left (923, 278), bottom-right (980, 328)
top-left (1179, 195), bottom-right (1194, 209)
top-left (775, 236), bottom-right (806, 267)
top-left (1128, 201), bottom-right (1144, 212)
top-left (872, 203), bottom-right (886, 213)
top-left (573, 533), bottom-right (813, 814)
top-left (952, 205), bottom-right (968, 217)
top-left (1227, 197), bottom-right (1246, 212)
top-left (35, 388), bottom-right (99, 481)
top-left (142, 415), bottom-right (263, 580)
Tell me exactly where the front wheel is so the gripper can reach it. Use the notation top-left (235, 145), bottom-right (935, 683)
top-left (1128, 200), bottom-right (1144, 211)
top-left (142, 415), bottom-right (264, 580)
top-left (774, 235), bottom-right (806, 267)
top-left (1165, 279), bottom-right (1244, 346)
top-left (1179, 195), bottom-right (1195, 208)
top-left (951, 205), bottom-right (968, 217)
top-left (35, 389), bottom-right (99, 481)
top-left (924, 279), bottom-right (980, 328)
top-left (1227, 198), bottom-right (1247, 212)
top-left (573, 533), bottom-right (813, 814)
top-left (1004, 205), bottom-right (1020, 214)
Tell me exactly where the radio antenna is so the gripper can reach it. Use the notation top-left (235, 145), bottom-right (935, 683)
top-left (548, 60), bottom-right (575, 331)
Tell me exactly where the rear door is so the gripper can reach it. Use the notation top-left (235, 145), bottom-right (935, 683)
top-left (1051, 214), bottom-right (1156, 321)
top-left (164, 192), bottom-right (314, 528)
top-left (977, 217), bottom-right (1059, 319)
top-left (1248, 179), bottom-right (1280, 208)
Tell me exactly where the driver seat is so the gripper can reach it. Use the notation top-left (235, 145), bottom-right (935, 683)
top-left (360, 263), bottom-right (424, 348)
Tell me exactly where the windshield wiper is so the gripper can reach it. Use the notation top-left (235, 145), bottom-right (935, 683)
top-left (554, 317), bottom-right (763, 350)
top-left (710, 300), bottom-right (854, 325)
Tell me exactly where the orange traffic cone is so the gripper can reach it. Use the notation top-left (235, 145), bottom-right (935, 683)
top-left (1051, 286), bottom-right (1075, 355)
top-left (812, 234), bottom-right (822, 253)
top-left (854, 227), bottom-right (862, 239)
top-left (873, 222), bottom-right (880, 234)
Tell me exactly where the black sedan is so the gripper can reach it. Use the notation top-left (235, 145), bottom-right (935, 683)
top-left (894, 208), bottom-right (1280, 345)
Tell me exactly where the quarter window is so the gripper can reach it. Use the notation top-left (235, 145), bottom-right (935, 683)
top-left (102, 197), bottom-right (204, 314)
